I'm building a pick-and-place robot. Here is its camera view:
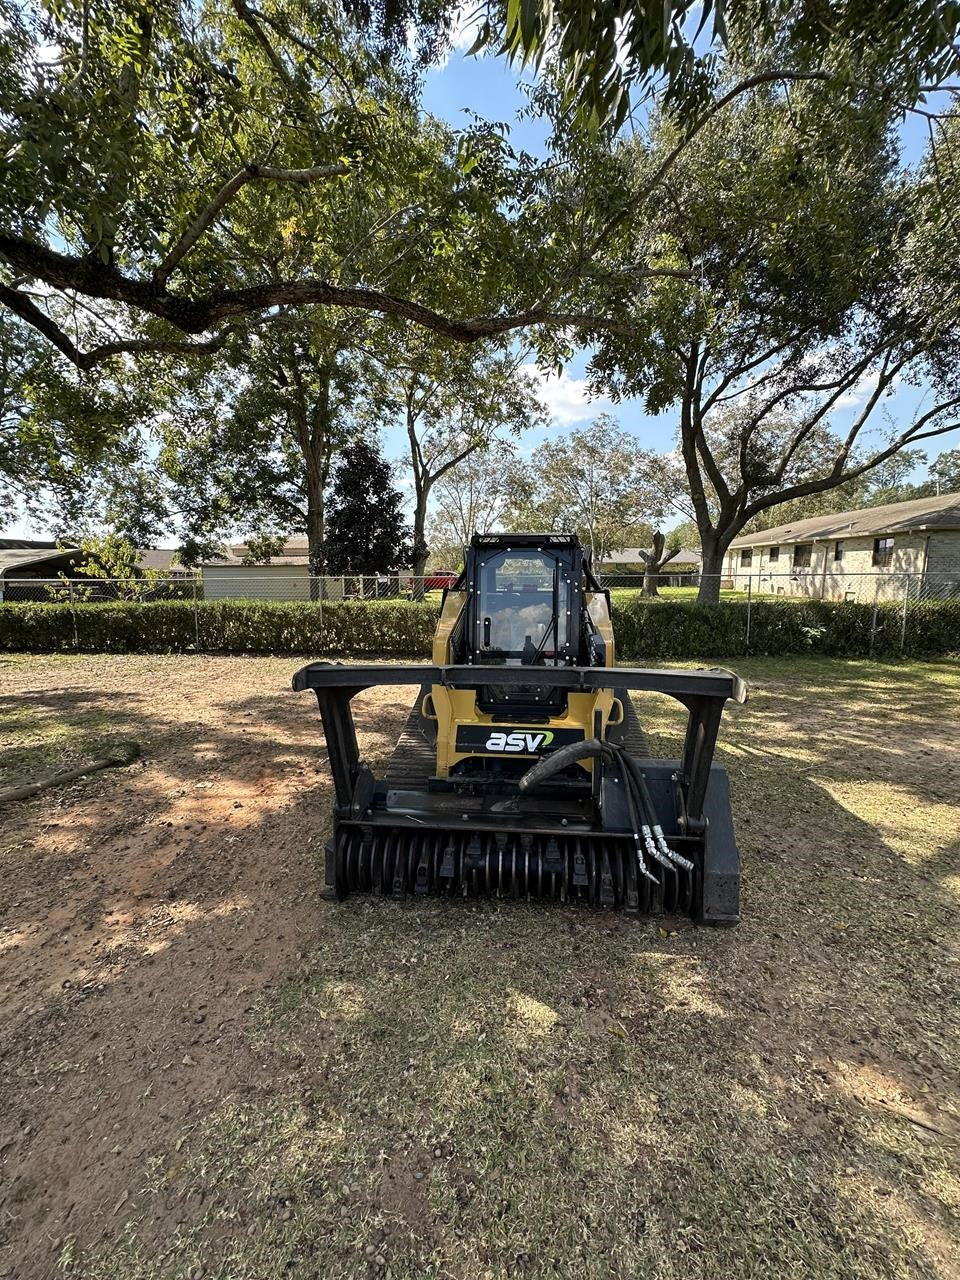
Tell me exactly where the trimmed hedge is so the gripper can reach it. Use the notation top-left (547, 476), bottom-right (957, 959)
top-left (0, 598), bottom-right (438, 656)
top-left (0, 594), bottom-right (957, 659)
top-left (613, 597), bottom-right (960, 660)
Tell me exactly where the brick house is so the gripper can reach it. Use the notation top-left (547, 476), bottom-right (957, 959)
top-left (724, 492), bottom-right (960, 600)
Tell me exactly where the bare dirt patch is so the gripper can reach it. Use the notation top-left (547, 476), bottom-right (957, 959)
top-left (0, 653), bottom-right (958, 1280)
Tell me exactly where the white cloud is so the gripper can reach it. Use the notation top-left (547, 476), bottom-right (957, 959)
top-left (449, 3), bottom-right (485, 51)
top-left (835, 369), bottom-right (882, 411)
top-left (520, 363), bottom-right (613, 426)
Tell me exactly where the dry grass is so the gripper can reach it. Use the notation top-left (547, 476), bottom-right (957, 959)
top-left (0, 654), bottom-right (958, 1280)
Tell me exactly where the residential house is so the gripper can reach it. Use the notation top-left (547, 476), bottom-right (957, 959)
top-left (0, 539), bottom-right (188, 601)
top-left (200, 538), bottom-right (313, 600)
top-left (602, 546), bottom-right (701, 587)
top-left (724, 492), bottom-right (960, 600)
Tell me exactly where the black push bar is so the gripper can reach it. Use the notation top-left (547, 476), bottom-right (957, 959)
top-left (293, 662), bottom-right (746, 823)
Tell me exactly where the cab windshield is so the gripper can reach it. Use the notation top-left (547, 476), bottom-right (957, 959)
top-left (476, 550), bottom-right (571, 663)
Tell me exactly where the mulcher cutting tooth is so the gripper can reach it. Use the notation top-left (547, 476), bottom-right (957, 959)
top-left (465, 835), bottom-right (483, 869)
top-left (391, 838), bottom-right (405, 896)
top-left (495, 834), bottom-right (507, 899)
top-left (572, 846), bottom-right (589, 888)
top-left (599, 849), bottom-right (615, 908)
top-left (439, 842), bottom-right (456, 880)
top-left (544, 837), bottom-right (563, 871)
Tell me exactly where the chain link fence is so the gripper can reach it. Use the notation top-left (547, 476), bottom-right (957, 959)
top-left (0, 572), bottom-right (458, 604)
top-left (1, 569), bottom-right (958, 655)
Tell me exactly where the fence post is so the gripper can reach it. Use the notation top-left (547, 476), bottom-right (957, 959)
top-left (191, 574), bottom-right (200, 652)
top-left (869, 578), bottom-right (879, 658)
top-left (67, 578), bottom-right (79, 649)
top-left (900, 573), bottom-right (910, 653)
top-left (745, 575), bottom-right (753, 652)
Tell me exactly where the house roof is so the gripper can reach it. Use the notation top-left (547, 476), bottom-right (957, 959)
top-left (604, 547), bottom-right (701, 566)
top-left (730, 491), bottom-right (960, 549)
top-left (0, 538), bottom-right (60, 551)
top-left (0, 547), bottom-right (77, 575)
top-left (201, 537), bottom-right (311, 568)
top-left (0, 542), bottom-right (187, 575)
top-left (137, 548), bottom-right (188, 572)
top-left (202, 557), bottom-right (310, 568)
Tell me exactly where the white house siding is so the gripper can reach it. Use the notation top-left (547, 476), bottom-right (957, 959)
top-left (202, 564), bottom-right (312, 600)
top-left (723, 533), bottom-right (933, 601)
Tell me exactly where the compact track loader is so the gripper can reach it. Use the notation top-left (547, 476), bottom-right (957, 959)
top-left (294, 533), bottom-right (747, 923)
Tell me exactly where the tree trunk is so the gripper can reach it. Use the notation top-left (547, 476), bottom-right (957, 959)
top-left (643, 531), bottom-right (666, 597)
top-left (410, 489), bottom-right (430, 600)
top-left (293, 361), bottom-right (332, 600)
top-left (305, 475), bottom-right (325, 573)
top-left (306, 477), bottom-right (325, 600)
top-left (697, 533), bottom-right (729, 603)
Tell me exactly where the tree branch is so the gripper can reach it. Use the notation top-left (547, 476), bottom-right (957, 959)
top-left (154, 161), bottom-right (351, 285)
top-left (741, 395), bottom-right (960, 520)
top-left (578, 70), bottom-right (834, 270)
top-left (1, 233), bottom-right (677, 365)
top-left (689, 344), bottom-right (732, 507)
top-left (230, 0), bottom-right (297, 94)
top-left (0, 284), bottom-right (233, 370)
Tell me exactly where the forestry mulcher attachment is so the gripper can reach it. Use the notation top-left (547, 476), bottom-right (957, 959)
top-left (294, 533), bottom-right (747, 923)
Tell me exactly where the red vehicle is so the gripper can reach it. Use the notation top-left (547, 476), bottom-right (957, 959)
top-left (401, 571), bottom-right (459, 594)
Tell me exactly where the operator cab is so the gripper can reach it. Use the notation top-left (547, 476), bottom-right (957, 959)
top-left (455, 532), bottom-right (602, 715)
top-left (475, 546), bottom-right (575, 665)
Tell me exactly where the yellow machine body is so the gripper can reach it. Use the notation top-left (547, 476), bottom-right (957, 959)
top-left (427, 585), bottom-right (619, 780)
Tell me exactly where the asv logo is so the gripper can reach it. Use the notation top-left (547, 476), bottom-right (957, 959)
top-left (485, 730), bottom-right (555, 753)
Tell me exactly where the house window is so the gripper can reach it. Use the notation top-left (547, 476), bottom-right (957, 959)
top-left (740, 549), bottom-right (753, 568)
top-left (768, 546), bottom-right (779, 563)
top-left (793, 544), bottom-right (812, 569)
top-left (834, 540), bottom-right (844, 562)
top-left (873, 536), bottom-right (894, 567)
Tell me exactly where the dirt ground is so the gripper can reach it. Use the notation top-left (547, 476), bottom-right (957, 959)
top-left (0, 653), bottom-right (958, 1280)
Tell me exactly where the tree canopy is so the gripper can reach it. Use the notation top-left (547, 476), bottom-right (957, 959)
top-left (5, 0), bottom-right (960, 381)
top-left (506, 414), bottom-right (666, 564)
top-left (587, 93), bottom-right (960, 598)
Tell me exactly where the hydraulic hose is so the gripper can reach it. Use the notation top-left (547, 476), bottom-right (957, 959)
top-left (516, 738), bottom-right (611, 792)
top-left (516, 739), bottom-right (693, 876)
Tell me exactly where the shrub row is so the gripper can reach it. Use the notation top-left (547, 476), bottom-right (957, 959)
top-left (0, 594), bottom-right (956, 659)
top-left (613, 597), bottom-right (960, 660)
top-left (0, 598), bottom-right (438, 656)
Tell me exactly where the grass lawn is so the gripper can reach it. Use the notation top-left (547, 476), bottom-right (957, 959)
top-left (610, 585), bottom-right (753, 601)
top-left (0, 654), bottom-right (957, 1279)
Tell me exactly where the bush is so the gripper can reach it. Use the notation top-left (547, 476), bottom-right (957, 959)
top-left (612, 596), bottom-right (960, 660)
top-left (0, 594), bottom-right (957, 660)
top-left (0, 599), bottom-right (438, 657)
